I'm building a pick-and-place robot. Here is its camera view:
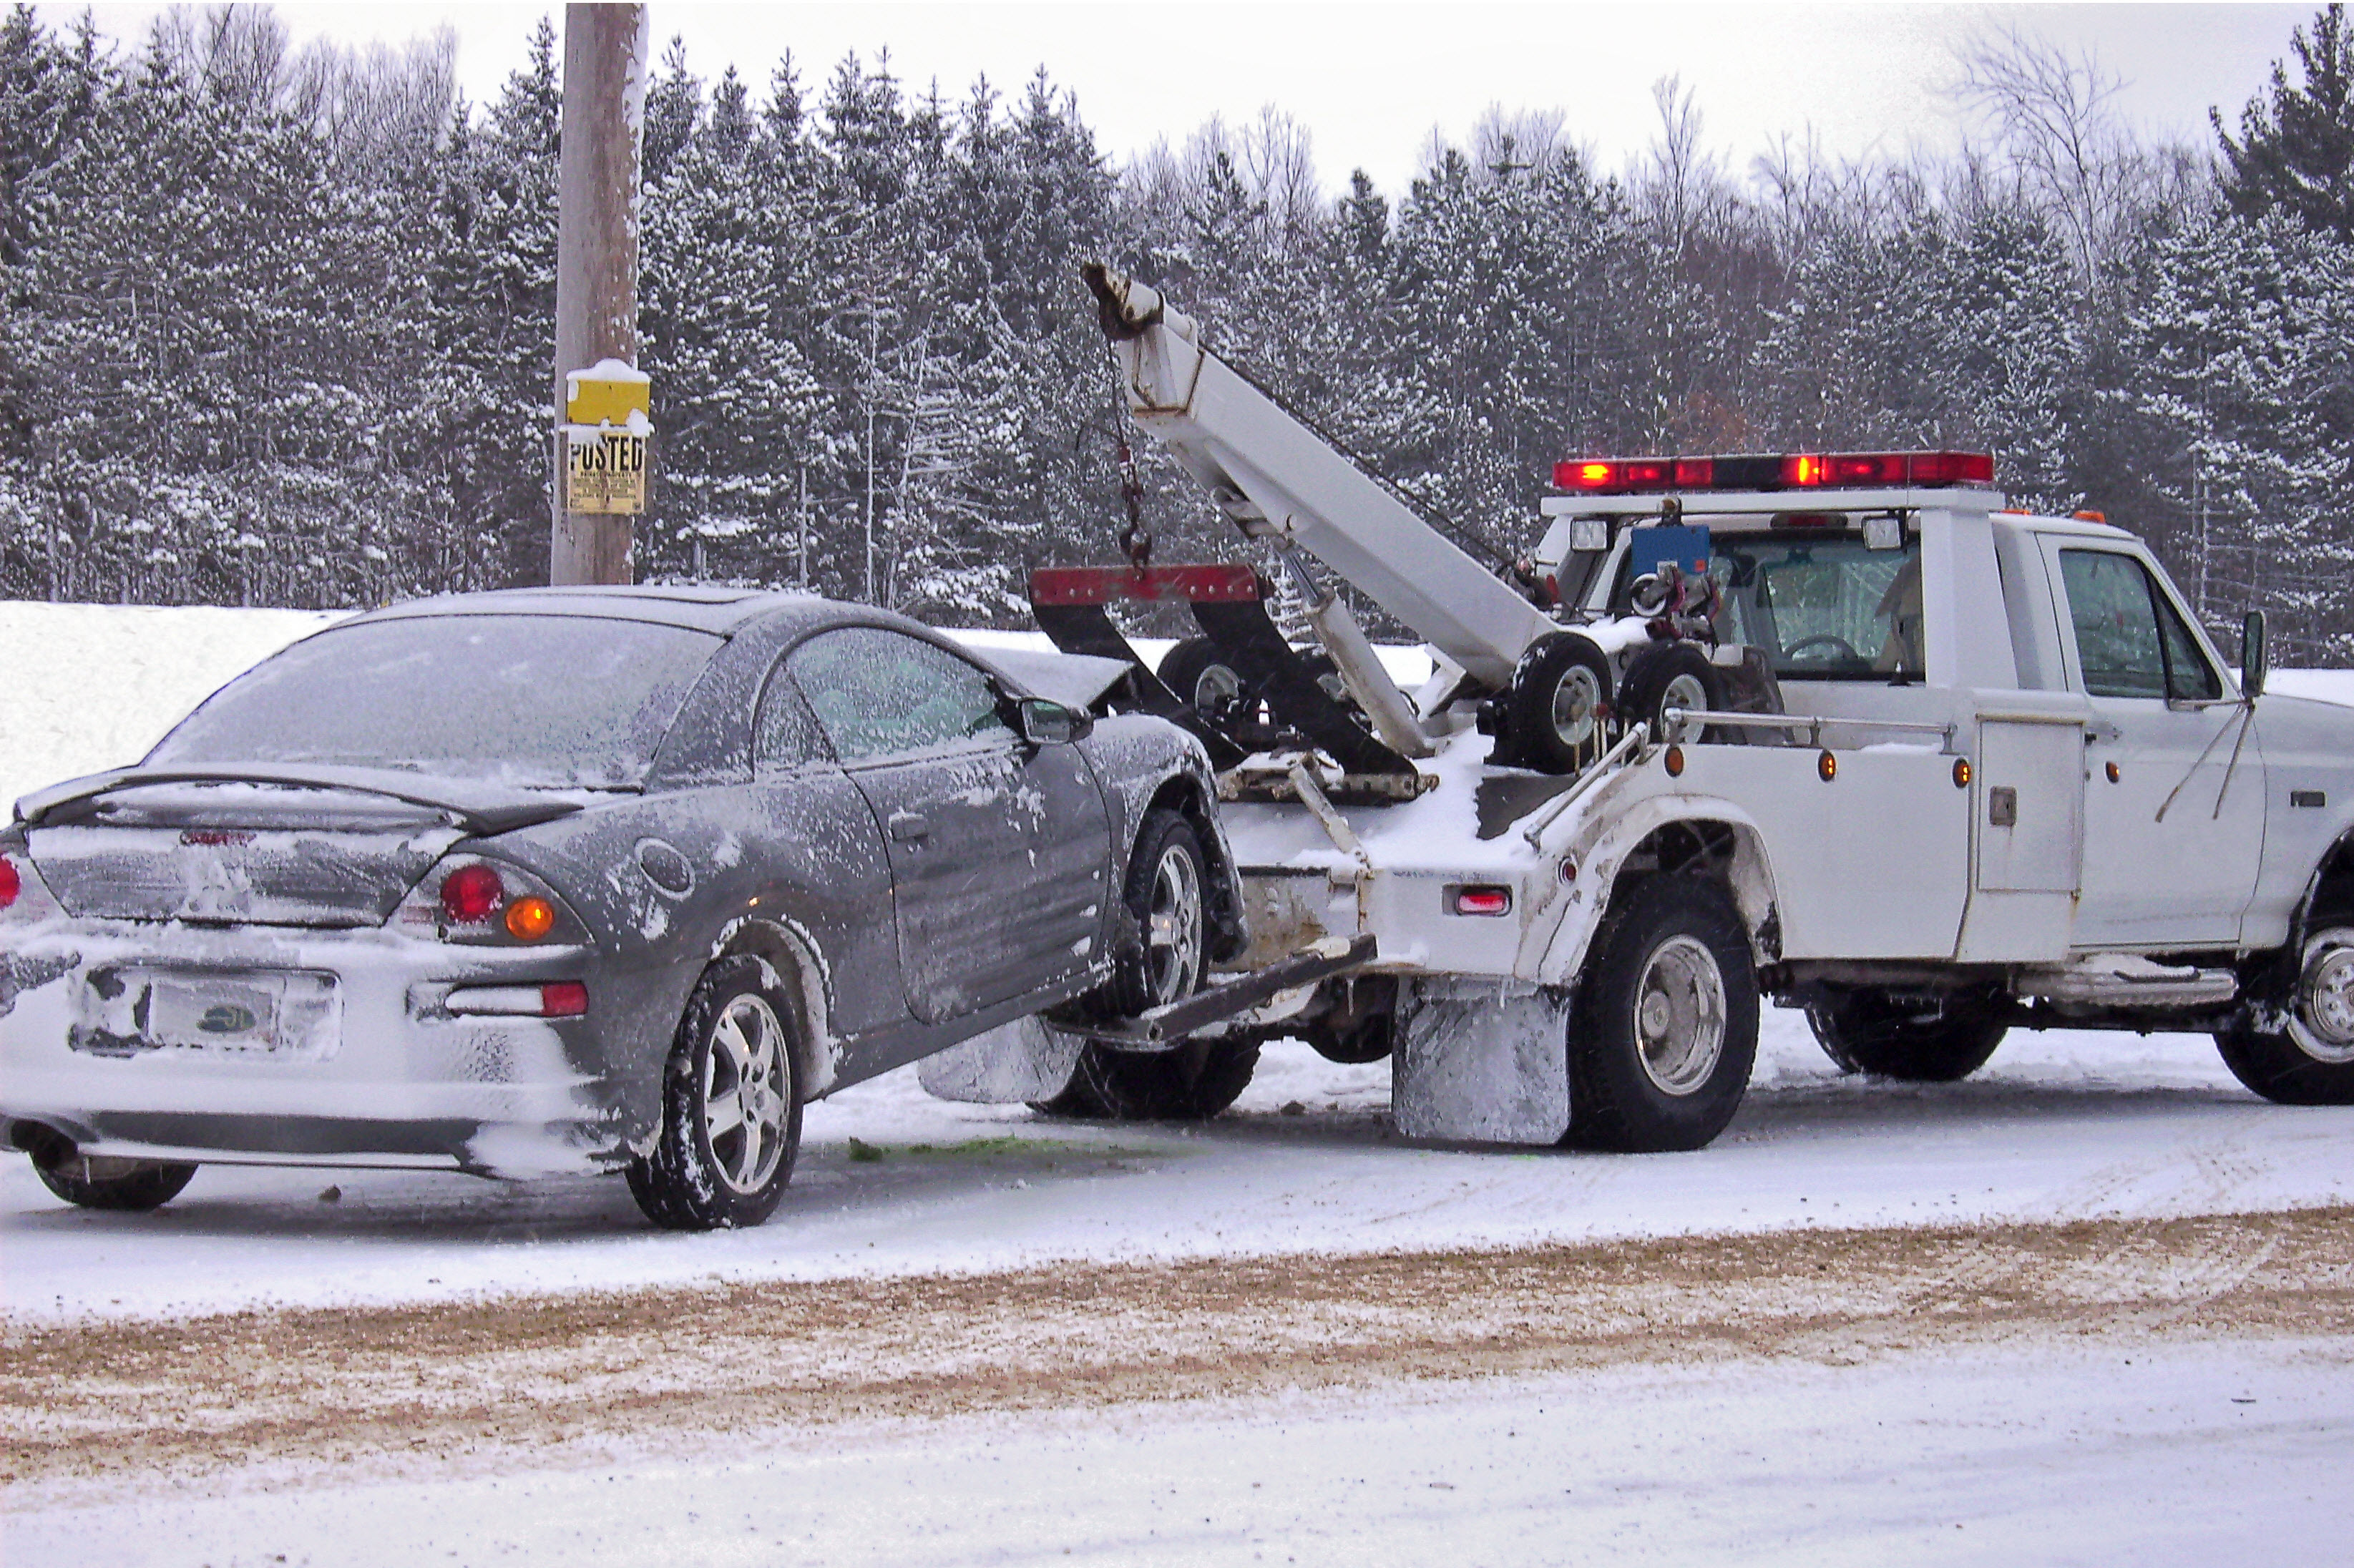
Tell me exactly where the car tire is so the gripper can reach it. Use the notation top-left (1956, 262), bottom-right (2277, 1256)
top-left (31, 1152), bottom-right (196, 1212)
top-left (1566, 875), bottom-right (1757, 1152)
top-left (628, 956), bottom-right (804, 1230)
top-left (2214, 926), bottom-right (2354, 1106)
top-left (1035, 807), bottom-right (1258, 1120)
top-left (1618, 642), bottom-right (1724, 743)
top-left (1807, 989), bottom-right (2008, 1082)
top-left (1505, 632), bottom-right (1614, 775)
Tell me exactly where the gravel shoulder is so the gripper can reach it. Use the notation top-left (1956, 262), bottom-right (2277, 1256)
top-left (9, 1206), bottom-right (2350, 1497)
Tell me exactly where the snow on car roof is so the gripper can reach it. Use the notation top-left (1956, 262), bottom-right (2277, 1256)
top-left (349, 584), bottom-right (831, 636)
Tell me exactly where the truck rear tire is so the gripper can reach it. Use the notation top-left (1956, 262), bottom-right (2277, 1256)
top-left (1806, 989), bottom-right (2008, 1082)
top-left (2214, 926), bottom-right (2354, 1105)
top-left (1567, 876), bottom-right (1757, 1152)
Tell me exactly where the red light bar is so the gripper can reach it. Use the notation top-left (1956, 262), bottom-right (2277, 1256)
top-left (1553, 451), bottom-right (1993, 494)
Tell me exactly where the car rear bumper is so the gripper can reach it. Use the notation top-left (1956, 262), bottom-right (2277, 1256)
top-left (0, 920), bottom-right (640, 1178)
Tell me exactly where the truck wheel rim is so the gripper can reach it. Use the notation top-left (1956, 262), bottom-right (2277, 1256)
top-left (1550, 665), bottom-right (1603, 749)
top-left (1633, 934), bottom-right (1727, 1095)
top-left (703, 994), bottom-right (789, 1193)
top-left (1146, 846), bottom-right (1205, 1005)
top-left (2292, 929), bottom-right (2354, 1063)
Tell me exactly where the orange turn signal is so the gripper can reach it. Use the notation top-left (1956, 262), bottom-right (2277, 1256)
top-left (504, 896), bottom-right (557, 941)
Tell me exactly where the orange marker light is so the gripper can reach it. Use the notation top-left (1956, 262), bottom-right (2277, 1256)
top-left (1953, 758), bottom-right (1972, 789)
top-left (1664, 744), bottom-right (1686, 777)
top-left (505, 896), bottom-right (557, 941)
top-left (1817, 749), bottom-right (1839, 783)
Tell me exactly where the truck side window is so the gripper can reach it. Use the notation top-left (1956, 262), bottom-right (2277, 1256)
top-left (2058, 549), bottom-right (2219, 701)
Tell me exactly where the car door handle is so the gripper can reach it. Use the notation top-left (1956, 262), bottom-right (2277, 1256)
top-left (888, 811), bottom-right (929, 842)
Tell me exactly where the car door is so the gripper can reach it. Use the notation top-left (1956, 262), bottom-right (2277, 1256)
top-left (2045, 542), bottom-right (2264, 947)
top-left (743, 658), bottom-right (908, 1042)
top-left (787, 627), bottom-right (1111, 1025)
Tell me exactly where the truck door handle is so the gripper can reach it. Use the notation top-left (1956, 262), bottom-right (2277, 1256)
top-left (2085, 722), bottom-right (2121, 743)
top-left (888, 811), bottom-right (929, 842)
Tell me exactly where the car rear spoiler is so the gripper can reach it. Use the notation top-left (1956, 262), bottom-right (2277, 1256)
top-left (14, 764), bottom-right (589, 837)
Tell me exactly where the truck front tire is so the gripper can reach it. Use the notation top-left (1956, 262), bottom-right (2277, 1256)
top-left (1806, 989), bottom-right (2008, 1082)
top-left (1568, 876), bottom-right (1758, 1152)
top-left (2215, 926), bottom-right (2354, 1105)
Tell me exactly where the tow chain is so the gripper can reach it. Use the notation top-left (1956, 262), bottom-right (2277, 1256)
top-left (1103, 351), bottom-right (1152, 571)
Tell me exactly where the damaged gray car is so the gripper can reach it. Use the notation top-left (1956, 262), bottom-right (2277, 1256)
top-left (0, 587), bottom-right (1243, 1228)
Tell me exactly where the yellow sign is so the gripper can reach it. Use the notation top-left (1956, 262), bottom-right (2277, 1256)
top-left (563, 425), bottom-right (647, 515)
top-left (565, 359), bottom-right (651, 426)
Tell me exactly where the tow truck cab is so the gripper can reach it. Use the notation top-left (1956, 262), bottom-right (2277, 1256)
top-left (1528, 458), bottom-right (2354, 1056)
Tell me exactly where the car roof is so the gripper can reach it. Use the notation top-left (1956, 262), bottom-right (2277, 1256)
top-left (343, 585), bottom-right (841, 637)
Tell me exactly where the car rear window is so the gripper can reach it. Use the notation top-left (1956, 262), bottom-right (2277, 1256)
top-left (147, 615), bottom-right (722, 789)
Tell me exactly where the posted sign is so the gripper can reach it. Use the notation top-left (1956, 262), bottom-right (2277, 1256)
top-left (563, 425), bottom-right (647, 515)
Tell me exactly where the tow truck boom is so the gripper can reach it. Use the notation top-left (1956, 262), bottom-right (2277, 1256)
top-left (1085, 265), bottom-right (1553, 690)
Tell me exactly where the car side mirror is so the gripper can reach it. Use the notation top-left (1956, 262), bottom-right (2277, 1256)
top-left (1017, 697), bottom-right (1090, 746)
top-left (2242, 609), bottom-right (2267, 700)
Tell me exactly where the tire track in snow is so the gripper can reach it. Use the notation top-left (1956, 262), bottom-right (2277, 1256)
top-left (5, 1206), bottom-right (2351, 1495)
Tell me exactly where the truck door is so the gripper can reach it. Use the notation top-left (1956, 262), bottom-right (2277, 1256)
top-left (2043, 542), bottom-right (2263, 947)
top-left (788, 626), bottom-right (1110, 1025)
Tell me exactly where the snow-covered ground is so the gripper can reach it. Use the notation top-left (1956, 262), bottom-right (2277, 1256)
top-left (11, 1335), bottom-right (2350, 1567)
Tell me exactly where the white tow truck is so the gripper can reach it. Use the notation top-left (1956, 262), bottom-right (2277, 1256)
top-left (924, 268), bottom-right (2354, 1150)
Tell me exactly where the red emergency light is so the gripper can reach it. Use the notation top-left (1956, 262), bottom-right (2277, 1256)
top-left (1553, 451), bottom-right (1993, 494)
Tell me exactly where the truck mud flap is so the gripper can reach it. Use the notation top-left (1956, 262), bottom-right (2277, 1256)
top-left (1082, 933), bottom-right (1377, 1049)
top-left (1188, 599), bottom-right (1417, 780)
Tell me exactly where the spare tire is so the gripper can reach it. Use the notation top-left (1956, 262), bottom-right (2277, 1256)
top-left (1618, 642), bottom-right (1724, 744)
top-left (1505, 632), bottom-right (1614, 774)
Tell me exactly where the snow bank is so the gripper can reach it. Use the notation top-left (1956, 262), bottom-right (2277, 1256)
top-left (0, 601), bottom-right (343, 815)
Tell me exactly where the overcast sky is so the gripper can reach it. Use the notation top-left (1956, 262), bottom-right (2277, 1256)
top-left (54, 3), bottom-right (2313, 194)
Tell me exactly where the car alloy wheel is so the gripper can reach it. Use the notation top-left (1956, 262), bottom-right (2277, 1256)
top-left (703, 991), bottom-right (792, 1194)
top-left (1144, 841), bottom-right (1205, 1008)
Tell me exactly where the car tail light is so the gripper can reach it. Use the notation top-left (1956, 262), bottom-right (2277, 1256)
top-left (1450, 885), bottom-right (1513, 917)
top-left (397, 858), bottom-right (582, 945)
top-left (441, 863), bottom-right (504, 924)
top-left (0, 856), bottom-right (18, 912)
top-left (504, 896), bottom-right (557, 941)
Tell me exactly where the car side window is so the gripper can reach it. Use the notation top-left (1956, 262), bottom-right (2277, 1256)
top-left (752, 660), bottom-right (828, 773)
top-left (788, 627), bottom-right (1007, 763)
top-left (2058, 549), bottom-right (2220, 702)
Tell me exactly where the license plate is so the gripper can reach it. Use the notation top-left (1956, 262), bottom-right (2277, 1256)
top-left (73, 968), bottom-right (340, 1059)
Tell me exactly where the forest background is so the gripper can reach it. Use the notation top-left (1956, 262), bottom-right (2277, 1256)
top-left (2, 4), bottom-right (2350, 657)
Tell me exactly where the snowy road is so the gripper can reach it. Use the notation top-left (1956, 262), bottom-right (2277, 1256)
top-left (8, 1011), bottom-right (2353, 1322)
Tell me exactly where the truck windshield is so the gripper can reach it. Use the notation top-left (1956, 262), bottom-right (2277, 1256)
top-left (1615, 531), bottom-right (1925, 682)
top-left (147, 614), bottom-right (722, 789)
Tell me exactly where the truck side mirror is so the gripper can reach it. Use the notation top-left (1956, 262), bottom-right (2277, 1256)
top-left (2242, 609), bottom-right (2267, 700)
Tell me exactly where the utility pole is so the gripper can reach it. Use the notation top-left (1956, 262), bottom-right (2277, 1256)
top-left (550, 3), bottom-right (649, 586)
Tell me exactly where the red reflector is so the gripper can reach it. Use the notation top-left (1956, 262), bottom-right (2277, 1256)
top-left (441, 863), bottom-right (504, 924)
top-left (0, 856), bottom-right (19, 911)
top-left (1451, 886), bottom-right (1513, 917)
top-left (541, 981), bottom-right (588, 1018)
